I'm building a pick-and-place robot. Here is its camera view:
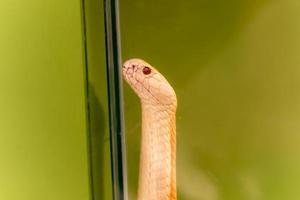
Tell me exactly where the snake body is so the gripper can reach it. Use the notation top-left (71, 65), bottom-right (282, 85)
top-left (123, 59), bottom-right (177, 200)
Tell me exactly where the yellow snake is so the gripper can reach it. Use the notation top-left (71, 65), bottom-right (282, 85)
top-left (123, 58), bottom-right (177, 200)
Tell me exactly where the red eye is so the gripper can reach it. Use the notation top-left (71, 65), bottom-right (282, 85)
top-left (142, 66), bottom-right (151, 75)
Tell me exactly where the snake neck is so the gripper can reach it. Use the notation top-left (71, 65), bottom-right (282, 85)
top-left (137, 102), bottom-right (176, 200)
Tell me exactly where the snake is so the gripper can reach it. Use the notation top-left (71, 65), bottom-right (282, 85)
top-left (123, 58), bottom-right (177, 200)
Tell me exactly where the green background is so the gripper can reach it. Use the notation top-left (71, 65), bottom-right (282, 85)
top-left (120, 0), bottom-right (300, 200)
top-left (0, 0), bottom-right (112, 200)
top-left (0, 0), bottom-right (91, 199)
top-left (1, 0), bottom-right (300, 199)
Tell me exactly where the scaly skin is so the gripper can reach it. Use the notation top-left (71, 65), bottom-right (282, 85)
top-left (123, 59), bottom-right (177, 200)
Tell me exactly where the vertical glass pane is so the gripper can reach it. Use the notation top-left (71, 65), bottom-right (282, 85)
top-left (83, 0), bottom-right (114, 200)
top-left (103, 0), bottom-right (128, 199)
top-left (120, 1), bottom-right (300, 200)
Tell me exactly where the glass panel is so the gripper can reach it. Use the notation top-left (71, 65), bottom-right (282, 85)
top-left (83, 0), bottom-right (114, 200)
top-left (103, 0), bottom-right (128, 199)
top-left (120, 1), bottom-right (300, 200)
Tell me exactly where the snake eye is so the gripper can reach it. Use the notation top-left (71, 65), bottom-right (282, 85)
top-left (142, 66), bottom-right (151, 75)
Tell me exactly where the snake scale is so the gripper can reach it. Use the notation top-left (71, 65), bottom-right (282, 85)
top-left (123, 58), bottom-right (177, 200)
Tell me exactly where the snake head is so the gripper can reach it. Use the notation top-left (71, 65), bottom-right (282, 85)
top-left (123, 58), bottom-right (177, 109)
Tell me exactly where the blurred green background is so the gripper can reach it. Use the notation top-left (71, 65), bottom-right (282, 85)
top-left (0, 0), bottom-right (92, 199)
top-left (0, 0), bottom-right (112, 200)
top-left (120, 0), bottom-right (300, 200)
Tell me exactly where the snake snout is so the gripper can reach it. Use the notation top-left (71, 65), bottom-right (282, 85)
top-left (123, 58), bottom-right (144, 69)
top-left (123, 60), bottom-right (131, 69)
top-left (123, 60), bottom-right (137, 76)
